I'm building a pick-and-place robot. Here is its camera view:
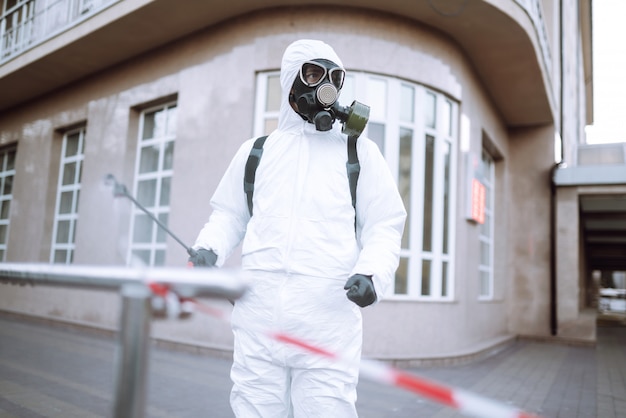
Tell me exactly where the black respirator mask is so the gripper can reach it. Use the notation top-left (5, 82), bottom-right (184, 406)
top-left (289, 59), bottom-right (370, 138)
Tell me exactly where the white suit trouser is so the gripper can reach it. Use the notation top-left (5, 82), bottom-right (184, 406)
top-left (230, 271), bottom-right (362, 417)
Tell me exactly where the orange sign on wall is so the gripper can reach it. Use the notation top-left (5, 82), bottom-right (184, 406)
top-left (470, 178), bottom-right (486, 224)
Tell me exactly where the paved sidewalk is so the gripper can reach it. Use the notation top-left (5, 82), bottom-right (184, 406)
top-left (0, 314), bottom-right (624, 417)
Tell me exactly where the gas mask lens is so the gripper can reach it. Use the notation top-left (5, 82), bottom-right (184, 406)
top-left (300, 61), bottom-right (345, 90)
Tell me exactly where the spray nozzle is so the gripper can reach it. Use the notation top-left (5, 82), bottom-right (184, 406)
top-left (104, 173), bottom-right (129, 198)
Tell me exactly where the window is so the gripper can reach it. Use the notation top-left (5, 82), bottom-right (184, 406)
top-left (1, 0), bottom-right (118, 62)
top-left (0, 145), bottom-right (15, 261)
top-left (255, 71), bottom-right (458, 300)
top-left (1, 0), bottom-right (36, 59)
top-left (128, 102), bottom-right (177, 267)
top-left (51, 128), bottom-right (85, 264)
top-left (254, 73), bottom-right (281, 135)
top-left (478, 149), bottom-right (495, 299)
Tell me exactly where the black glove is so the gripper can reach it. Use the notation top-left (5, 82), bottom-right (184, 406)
top-left (188, 248), bottom-right (218, 267)
top-left (344, 274), bottom-right (377, 307)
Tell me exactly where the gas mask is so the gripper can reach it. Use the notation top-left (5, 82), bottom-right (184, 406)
top-left (290, 59), bottom-right (370, 138)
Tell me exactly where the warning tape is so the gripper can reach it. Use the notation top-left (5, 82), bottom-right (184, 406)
top-left (148, 282), bottom-right (542, 418)
top-left (272, 330), bottom-right (541, 418)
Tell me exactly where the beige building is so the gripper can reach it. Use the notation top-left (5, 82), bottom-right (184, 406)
top-left (2, 0), bottom-right (618, 362)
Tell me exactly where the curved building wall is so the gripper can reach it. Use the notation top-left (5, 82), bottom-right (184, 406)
top-left (0, 7), bottom-right (538, 359)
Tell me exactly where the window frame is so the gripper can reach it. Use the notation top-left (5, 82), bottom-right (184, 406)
top-left (127, 101), bottom-right (177, 267)
top-left (478, 148), bottom-right (495, 300)
top-left (0, 144), bottom-right (16, 262)
top-left (50, 126), bottom-right (85, 264)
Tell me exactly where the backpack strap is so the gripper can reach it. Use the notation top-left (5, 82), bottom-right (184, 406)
top-left (244, 135), bottom-right (268, 216)
top-left (346, 134), bottom-right (360, 227)
top-left (244, 134), bottom-right (360, 220)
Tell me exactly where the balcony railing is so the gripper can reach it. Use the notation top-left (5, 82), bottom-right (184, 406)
top-left (0, 0), bottom-right (119, 63)
top-left (0, 0), bottom-right (553, 75)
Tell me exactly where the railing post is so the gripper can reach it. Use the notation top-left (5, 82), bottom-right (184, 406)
top-left (113, 283), bottom-right (152, 418)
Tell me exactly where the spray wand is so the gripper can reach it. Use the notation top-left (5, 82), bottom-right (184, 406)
top-left (104, 174), bottom-right (198, 259)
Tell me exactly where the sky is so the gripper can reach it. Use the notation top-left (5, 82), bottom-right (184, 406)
top-left (584, 0), bottom-right (626, 144)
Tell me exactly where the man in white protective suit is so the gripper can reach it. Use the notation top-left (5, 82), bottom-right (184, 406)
top-left (190, 39), bottom-right (406, 417)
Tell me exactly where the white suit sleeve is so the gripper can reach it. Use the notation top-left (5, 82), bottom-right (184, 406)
top-left (351, 140), bottom-right (407, 300)
top-left (193, 140), bottom-right (254, 267)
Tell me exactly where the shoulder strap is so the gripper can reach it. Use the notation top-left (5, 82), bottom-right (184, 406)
top-left (244, 135), bottom-right (268, 216)
top-left (244, 134), bottom-right (360, 219)
top-left (346, 134), bottom-right (360, 225)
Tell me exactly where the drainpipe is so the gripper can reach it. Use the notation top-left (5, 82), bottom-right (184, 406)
top-left (550, 0), bottom-right (566, 336)
top-left (550, 162), bottom-right (561, 336)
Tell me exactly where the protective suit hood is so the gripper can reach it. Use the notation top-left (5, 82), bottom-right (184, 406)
top-left (278, 39), bottom-right (344, 132)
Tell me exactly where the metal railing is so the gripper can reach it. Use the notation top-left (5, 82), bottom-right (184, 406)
top-left (0, 262), bottom-right (247, 418)
top-left (0, 0), bottom-right (120, 63)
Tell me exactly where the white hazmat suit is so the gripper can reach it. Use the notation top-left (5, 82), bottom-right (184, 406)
top-left (193, 39), bottom-right (406, 417)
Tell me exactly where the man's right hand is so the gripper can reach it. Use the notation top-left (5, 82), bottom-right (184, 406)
top-left (188, 248), bottom-right (218, 267)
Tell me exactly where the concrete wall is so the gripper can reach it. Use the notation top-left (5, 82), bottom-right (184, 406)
top-left (556, 186), bottom-right (581, 324)
top-left (507, 125), bottom-right (555, 337)
top-left (0, 6), bottom-right (565, 357)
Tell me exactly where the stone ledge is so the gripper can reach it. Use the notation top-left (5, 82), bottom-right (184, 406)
top-left (0, 309), bottom-right (234, 358)
top-left (372, 335), bottom-right (517, 369)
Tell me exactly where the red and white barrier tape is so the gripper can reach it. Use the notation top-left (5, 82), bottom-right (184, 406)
top-left (271, 330), bottom-right (540, 418)
top-left (148, 282), bottom-right (541, 418)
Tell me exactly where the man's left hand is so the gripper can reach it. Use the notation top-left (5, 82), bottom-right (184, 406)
top-left (344, 274), bottom-right (377, 307)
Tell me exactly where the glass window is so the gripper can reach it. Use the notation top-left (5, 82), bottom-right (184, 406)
top-left (399, 128), bottom-right (412, 250)
top-left (425, 91), bottom-right (436, 129)
top-left (266, 75), bottom-right (281, 112)
top-left (59, 191), bottom-right (73, 214)
top-left (2, 174), bottom-right (12, 195)
top-left (256, 72), bottom-right (281, 136)
top-left (442, 261), bottom-right (449, 297)
top-left (422, 135), bottom-right (435, 252)
top-left (65, 132), bottom-right (80, 156)
top-left (139, 145), bottom-right (160, 173)
top-left (254, 72), bottom-right (458, 301)
top-left (166, 106), bottom-right (177, 137)
top-left (142, 108), bottom-right (167, 140)
top-left (367, 78), bottom-right (387, 121)
top-left (163, 141), bottom-right (174, 171)
top-left (439, 99), bottom-right (451, 137)
top-left (421, 259), bottom-right (432, 296)
top-left (478, 149), bottom-right (495, 299)
top-left (55, 220), bottom-right (71, 244)
top-left (400, 85), bottom-right (414, 123)
top-left (128, 102), bottom-right (177, 267)
top-left (51, 127), bottom-right (85, 264)
top-left (53, 250), bottom-right (67, 264)
top-left (340, 75), bottom-right (356, 104)
top-left (442, 141), bottom-right (451, 254)
top-left (0, 200), bottom-right (10, 219)
top-left (137, 179), bottom-right (157, 207)
top-left (62, 162), bottom-right (77, 185)
top-left (368, 123), bottom-right (386, 153)
top-left (0, 146), bottom-right (16, 261)
top-left (395, 257), bottom-right (409, 295)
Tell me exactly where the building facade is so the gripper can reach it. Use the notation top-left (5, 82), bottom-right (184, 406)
top-left (0, 0), bottom-right (596, 361)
